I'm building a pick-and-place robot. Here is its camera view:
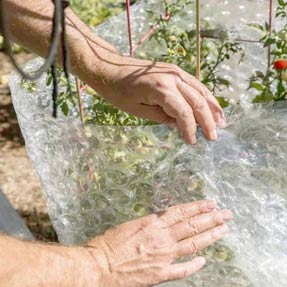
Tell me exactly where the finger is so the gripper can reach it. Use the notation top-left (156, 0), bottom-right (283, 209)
top-left (158, 200), bottom-right (217, 227)
top-left (179, 70), bottom-right (225, 126)
top-left (156, 62), bottom-right (221, 114)
top-left (175, 224), bottom-right (229, 257)
top-left (159, 90), bottom-right (197, 144)
top-left (131, 104), bottom-right (177, 125)
top-left (178, 81), bottom-right (217, 141)
top-left (152, 62), bottom-right (224, 125)
top-left (170, 209), bottom-right (233, 242)
top-left (163, 257), bottom-right (206, 282)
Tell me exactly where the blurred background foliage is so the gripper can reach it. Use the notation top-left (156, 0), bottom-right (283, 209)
top-left (70, 0), bottom-right (126, 27)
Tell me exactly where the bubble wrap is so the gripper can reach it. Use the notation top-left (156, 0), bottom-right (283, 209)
top-left (10, 0), bottom-right (287, 286)
top-left (10, 61), bottom-right (287, 286)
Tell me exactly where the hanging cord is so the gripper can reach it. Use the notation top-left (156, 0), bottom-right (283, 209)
top-left (51, 64), bottom-right (58, 117)
top-left (52, 0), bottom-right (72, 118)
top-left (61, 0), bottom-right (72, 96)
top-left (0, 0), bottom-right (62, 80)
top-left (126, 0), bottom-right (133, 57)
top-left (0, 0), bottom-right (72, 118)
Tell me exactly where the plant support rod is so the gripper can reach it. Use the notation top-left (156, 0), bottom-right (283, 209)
top-left (196, 0), bottom-right (201, 80)
top-left (268, 0), bottom-right (273, 68)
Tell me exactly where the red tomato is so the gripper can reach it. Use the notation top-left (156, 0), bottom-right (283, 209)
top-left (274, 59), bottom-right (287, 71)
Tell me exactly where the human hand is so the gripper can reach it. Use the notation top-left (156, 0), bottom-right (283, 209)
top-left (82, 200), bottom-right (233, 287)
top-left (85, 56), bottom-right (226, 144)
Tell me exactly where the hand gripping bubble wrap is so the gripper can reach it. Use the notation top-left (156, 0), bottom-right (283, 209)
top-left (10, 0), bottom-right (287, 286)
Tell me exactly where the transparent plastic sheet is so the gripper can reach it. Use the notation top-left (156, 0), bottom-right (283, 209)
top-left (9, 0), bottom-right (287, 286)
top-left (10, 59), bottom-right (287, 286)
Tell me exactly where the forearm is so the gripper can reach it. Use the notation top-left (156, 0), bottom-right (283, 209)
top-left (0, 234), bottom-right (100, 287)
top-left (2, 0), bottom-right (122, 91)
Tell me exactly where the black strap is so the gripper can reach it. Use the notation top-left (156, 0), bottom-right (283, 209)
top-left (52, 0), bottom-right (70, 9)
top-left (0, 0), bottom-right (62, 80)
top-left (0, 0), bottom-right (71, 118)
top-left (50, 0), bottom-right (71, 118)
top-left (62, 0), bottom-right (70, 9)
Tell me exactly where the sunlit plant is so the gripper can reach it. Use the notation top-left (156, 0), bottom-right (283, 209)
top-left (248, 0), bottom-right (287, 102)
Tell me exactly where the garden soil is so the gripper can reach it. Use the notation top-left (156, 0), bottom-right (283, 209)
top-left (0, 51), bottom-right (57, 242)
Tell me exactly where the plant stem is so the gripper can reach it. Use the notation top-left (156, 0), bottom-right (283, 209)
top-left (126, 0), bottom-right (133, 56)
top-left (76, 77), bottom-right (85, 123)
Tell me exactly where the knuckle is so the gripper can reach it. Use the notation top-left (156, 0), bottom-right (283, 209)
top-left (149, 241), bottom-right (162, 250)
top-left (149, 237), bottom-right (169, 250)
top-left (203, 86), bottom-right (211, 97)
top-left (166, 64), bottom-right (181, 79)
top-left (193, 97), bottom-right (208, 112)
top-left (161, 115), bottom-right (176, 125)
top-left (175, 206), bottom-right (190, 220)
top-left (144, 213), bottom-right (158, 226)
top-left (153, 77), bottom-right (169, 90)
top-left (189, 238), bottom-right (199, 254)
top-left (173, 66), bottom-right (182, 77)
top-left (181, 268), bottom-right (191, 278)
top-left (211, 211), bottom-right (219, 226)
top-left (192, 201), bottom-right (203, 214)
top-left (187, 219), bottom-right (200, 235)
top-left (180, 105), bottom-right (193, 119)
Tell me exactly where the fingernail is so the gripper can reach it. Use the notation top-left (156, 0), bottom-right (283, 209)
top-left (210, 129), bottom-right (218, 141)
top-left (213, 224), bottom-right (229, 239)
top-left (206, 200), bottom-right (217, 210)
top-left (197, 257), bottom-right (206, 266)
top-left (191, 135), bottom-right (197, 145)
top-left (218, 117), bottom-right (227, 128)
top-left (168, 123), bottom-right (177, 130)
top-left (217, 210), bottom-right (233, 223)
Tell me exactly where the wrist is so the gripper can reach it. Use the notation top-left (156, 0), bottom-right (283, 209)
top-left (81, 237), bottom-right (115, 287)
top-left (36, 244), bottom-right (102, 287)
top-left (35, 244), bottom-right (88, 287)
top-left (68, 246), bottom-right (103, 287)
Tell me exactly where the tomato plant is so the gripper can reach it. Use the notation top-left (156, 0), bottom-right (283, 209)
top-left (248, 0), bottom-right (287, 102)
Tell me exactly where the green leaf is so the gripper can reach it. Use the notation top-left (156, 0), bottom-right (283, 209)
top-left (248, 23), bottom-right (265, 32)
top-left (255, 71), bottom-right (265, 78)
top-left (252, 91), bottom-right (274, 103)
top-left (250, 82), bottom-right (264, 91)
top-left (61, 102), bottom-right (69, 116)
top-left (216, 97), bottom-right (230, 108)
top-left (217, 78), bottom-right (230, 87)
top-left (263, 38), bottom-right (276, 47)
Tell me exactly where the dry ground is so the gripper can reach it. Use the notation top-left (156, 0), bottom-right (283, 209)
top-left (0, 51), bottom-right (57, 242)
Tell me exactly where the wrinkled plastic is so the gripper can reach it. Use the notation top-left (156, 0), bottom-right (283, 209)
top-left (10, 59), bottom-right (287, 286)
top-left (10, 0), bottom-right (287, 286)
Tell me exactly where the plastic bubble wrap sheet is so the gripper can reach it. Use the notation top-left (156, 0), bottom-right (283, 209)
top-left (10, 0), bottom-right (287, 286)
top-left (10, 58), bottom-right (287, 286)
